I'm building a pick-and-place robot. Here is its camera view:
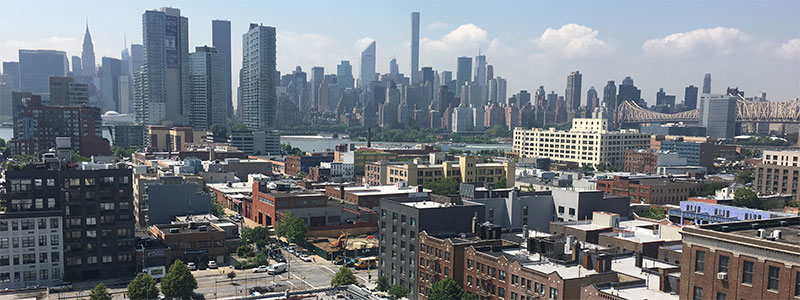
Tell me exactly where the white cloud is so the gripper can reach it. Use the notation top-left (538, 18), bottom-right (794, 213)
top-left (354, 37), bottom-right (375, 52)
top-left (276, 31), bottom-right (352, 71)
top-left (778, 38), bottom-right (800, 58)
top-left (427, 22), bottom-right (453, 31)
top-left (642, 27), bottom-right (750, 56)
top-left (532, 24), bottom-right (613, 58)
top-left (421, 23), bottom-right (489, 54)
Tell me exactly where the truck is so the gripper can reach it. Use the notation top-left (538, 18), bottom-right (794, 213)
top-left (143, 266), bottom-right (166, 280)
top-left (267, 262), bottom-right (287, 275)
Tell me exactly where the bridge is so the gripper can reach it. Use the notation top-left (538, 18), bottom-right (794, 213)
top-left (616, 97), bottom-right (800, 124)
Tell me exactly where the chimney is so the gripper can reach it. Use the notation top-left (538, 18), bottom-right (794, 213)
top-left (367, 128), bottom-right (372, 148)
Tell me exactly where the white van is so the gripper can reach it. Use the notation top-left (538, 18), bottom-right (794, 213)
top-left (267, 262), bottom-right (287, 275)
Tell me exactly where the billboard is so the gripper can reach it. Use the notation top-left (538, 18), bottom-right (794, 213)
top-left (165, 15), bottom-right (179, 68)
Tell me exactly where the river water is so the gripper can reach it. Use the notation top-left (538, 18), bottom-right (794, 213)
top-left (0, 128), bottom-right (512, 153)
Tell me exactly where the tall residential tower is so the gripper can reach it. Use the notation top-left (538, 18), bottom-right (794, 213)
top-left (212, 20), bottom-right (232, 119)
top-left (410, 12), bottom-right (420, 84)
top-left (241, 23), bottom-right (277, 130)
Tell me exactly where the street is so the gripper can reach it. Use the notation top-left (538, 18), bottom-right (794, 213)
top-left (53, 250), bottom-right (377, 299)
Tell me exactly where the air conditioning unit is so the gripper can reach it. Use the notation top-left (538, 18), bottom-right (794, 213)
top-left (717, 272), bottom-right (728, 280)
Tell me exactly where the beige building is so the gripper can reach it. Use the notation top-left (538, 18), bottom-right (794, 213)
top-left (384, 156), bottom-right (515, 186)
top-left (147, 125), bottom-right (207, 152)
top-left (756, 150), bottom-right (800, 201)
top-left (513, 118), bottom-right (650, 168)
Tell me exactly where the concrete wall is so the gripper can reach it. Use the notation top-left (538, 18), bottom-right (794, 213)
top-left (147, 183), bottom-right (211, 225)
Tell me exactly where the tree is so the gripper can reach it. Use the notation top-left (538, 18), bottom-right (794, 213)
top-left (89, 283), bottom-right (112, 300)
top-left (160, 260), bottom-right (198, 299)
top-left (733, 187), bottom-right (759, 208)
top-left (127, 273), bottom-right (160, 300)
top-left (734, 170), bottom-right (755, 184)
top-left (275, 212), bottom-right (308, 244)
top-left (422, 177), bottom-right (460, 196)
top-left (72, 153), bottom-right (91, 163)
top-left (241, 226), bottom-right (271, 247)
top-left (375, 275), bottom-right (390, 292)
top-left (495, 177), bottom-right (507, 189)
top-left (227, 271), bottom-right (237, 282)
top-left (236, 245), bottom-right (254, 258)
top-left (387, 285), bottom-right (408, 299)
top-left (111, 145), bottom-right (137, 159)
top-left (640, 207), bottom-right (666, 220)
top-left (330, 267), bottom-right (357, 286)
top-left (210, 196), bottom-right (225, 217)
top-left (428, 278), bottom-right (468, 300)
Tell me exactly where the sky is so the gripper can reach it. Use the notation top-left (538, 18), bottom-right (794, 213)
top-left (1, 0), bottom-right (799, 104)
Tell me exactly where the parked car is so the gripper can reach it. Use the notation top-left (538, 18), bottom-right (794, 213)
top-left (50, 282), bottom-right (73, 292)
top-left (267, 263), bottom-right (287, 275)
top-left (208, 261), bottom-right (218, 269)
top-left (333, 257), bottom-right (346, 265)
top-left (187, 262), bottom-right (197, 271)
top-left (249, 286), bottom-right (270, 294)
top-left (274, 255), bottom-right (286, 263)
top-left (299, 254), bottom-right (312, 262)
top-left (344, 258), bottom-right (357, 268)
top-left (252, 265), bottom-right (268, 273)
top-left (266, 283), bottom-right (284, 292)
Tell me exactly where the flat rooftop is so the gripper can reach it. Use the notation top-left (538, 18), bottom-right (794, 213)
top-left (693, 217), bottom-right (800, 248)
top-left (402, 200), bottom-right (449, 209)
top-left (345, 184), bottom-right (425, 196)
top-left (207, 182), bottom-right (252, 193)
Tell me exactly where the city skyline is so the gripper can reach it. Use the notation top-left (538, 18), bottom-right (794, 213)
top-left (0, 0), bottom-right (798, 105)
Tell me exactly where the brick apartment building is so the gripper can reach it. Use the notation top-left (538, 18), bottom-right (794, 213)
top-left (680, 217), bottom-right (800, 300)
top-left (596, 175), bottom-right (703, 205)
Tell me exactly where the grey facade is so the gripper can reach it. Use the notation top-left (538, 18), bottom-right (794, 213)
top-left (241, 24), bottom-right (277, 130)
top-left (336, 60), bottom-right (354, 90)
top-left (455, 57), bottom-right (471, 97)
top-left (699, 94), bottom-right (737, 139)
top-left (3, 62), bottom-right (20, 91)
top-left (112, 124), bottom-right (145, 148)
top-left (212, 20), bottom-right (232, 119)
top-left (144, 178), bottom-right (211, 225)
top-left (684, 85), bottom-right (698, 110)
top-left (81, 25), bottom-right (96, 77)
top-left (99, 57), bottom-right (124, 112)
top-left (18, 50), bottom-right (68, 95)
top-left (467, 190), bottom-right (554, 233)
top-left (359, 41), bottom-right (376, 89)
top-left (48, 77), bottom-right (88, 106)
top-left (410, 12), bottom-right (420, 84)
top-left (189, 46), bottom-right (226, 130)
top-left (566, 71), bottom-right (582, 112)
top-left (228, 131), bottom-right (280, 155)
top-left (137, 7), bottom-right (190, 125)
top-left (378, 196), bottom-right (485, 298)
top-left (551, 189), bottom-right (630, 222)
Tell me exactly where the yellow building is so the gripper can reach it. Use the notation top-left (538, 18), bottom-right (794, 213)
top-left (512, 118), bottom-right (650, 168)
top-left (337, 149), bottom-right (398, 175)
top-left (147, 125), bottom-right (207, 152)
top-left (385, 156), bottom-right (515, 186)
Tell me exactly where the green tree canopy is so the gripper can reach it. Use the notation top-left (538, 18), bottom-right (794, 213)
top-left (160, 259), bottom-right (198, 299)
top-left (89, 283), bottom-right (112, 300)
top-left (127, 273), bottom-right (160, 300)
top-left (375, 275), bottom-right (390, 292)
top-left (241, 226), bottom-right (272, 247)
top-left (330, 267), bottom-right (357, 286)
top-left (387, 285), bottom-right (408, 299)
top-left (275, 212), bottom-right (308, 244)
top-left (640, 207), bottom-right (666, 220)
top-left (495, 177), bottom-right (507, 189)
top-left (422, 177), bottom-right (460, 195)
top-left (428, 278), bottom-right (471, 300)
top-left (734, 170), bottom-right (755, 184)
top-left (733, 187), bottom-right (759, 208)
top-left (210, 196), bottom-right (225, 217)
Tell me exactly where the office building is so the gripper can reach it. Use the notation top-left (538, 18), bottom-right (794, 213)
top-left (456, 57), bottom-right (472, 97)
top-left (129, 44), bottom-right (144, 73)
top-left (146, 125), bottom-right (206, 152)
top-left (139, 175), bottom-right (211, 226)
top-left (212, 20), bottom-right (232, 118)
top-left (18, 50), bottom-right (68, 95)
top-left (617, 76), bottom-right (641, 107)
top-left (99, 57), bottom-right (125, 112)
top-left (410, 12), bottom-right (420, 84)
top-left (71, 56), bottom-right (82, 76)
top-left (137, 7), bottom-right (190, 125)
top-left (623, 149), bottom-right (689, 175)
top-left (756, 150), bottom-right (800, 201)
top-left (379, 196), bottom-right (485, 297)
top-left (336, 60), bottom-right (354, 90)
top-left (112, 124), bottom-right (145, 148)
top-left (565, 71), bottom-right (582, 112)
top-left (585, 86), bottom-right (598, 115)
top-left (489, 77), bottom-right (506, 104)
top-left (189, 46), bottom-right (226, 130)
top-left (699, 94), bottom-right (737, 139)
top-left (474, 55), bottom-right (487, 102)
top-left (81, 24), bottom-right (96, 77)
top-left (513, 118), bottom-right (650, 168)
top-left (241, 24), bottom-right (277, 130)
top-left (3, 61), bottom-right (20, 91)
top-left (228, 130), bottom-right (280, 155)
top-left (702, 73), bottom-right (711, 94)
top-left (658, 139), bottom-right (716, 170)
top-left (680, 217), bottom-right (800, 300)
top-left (684, 85), bottom-right (698, 110)
top-left (10, 95), bottom-right (109, 156)
top-left (359, 41), bottom-right (376, 89)
top-left (48, 77), bottom-right (89, 106)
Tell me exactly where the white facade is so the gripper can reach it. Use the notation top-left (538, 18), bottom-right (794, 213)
top-left (320, 162), bottom-right (354, 181)
top-left (0, 216), bottom-right (64, 288)
top-left (229, 131), bottom-right (280, 155)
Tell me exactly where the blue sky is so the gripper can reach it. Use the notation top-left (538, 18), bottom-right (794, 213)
top-left (2, 0), bottom-right (799, 102)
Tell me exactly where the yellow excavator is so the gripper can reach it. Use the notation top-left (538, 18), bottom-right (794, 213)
top-left (330, 231), bottom-right (349, 249)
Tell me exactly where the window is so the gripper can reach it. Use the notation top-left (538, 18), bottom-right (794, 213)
top-left (718, 255), bottom-right (729, 273)
top-left (768, 266), bottom-right (780, 291)
top-left (693, 286), bottom-right (703, 300)
top-left (39, 269), bottom-right (48, 280)
top-left (39, 252), bottom-right (47, 263)
top-left (558, 206), bottom-right (565, 213)
top-left (52, 252), bottom-right (59, 262)
top-left (0, 238), bottom-right (7, 249)
top-left (21, 236), bottom-right (35, 247)
top-left (38, 236), bottom-right (47, 246)
top-left (38, 218), bottom-right (46, 229)
top-left (694, 250), bottom-right (705, 273)
top-left (568, 208), bottom-right (575, 216)
top-left (549, 287), bottom-right (558, 299)
top-left (488, 208), bottom-right (494, 219)
top-left (742, 260), bottom-right (754, 284)
top-left (716, 292), bottom-right (726, 300)
top-left (22, 254), bottom-right (35, 264)
top-left (50, 235), bottom-right (59, 246)
top-left (23, 271), bottom-right (35, 282)
top-left (87, 256), bottom-right (98, 264)
top-left (795, 271), bottom-right (800, 296)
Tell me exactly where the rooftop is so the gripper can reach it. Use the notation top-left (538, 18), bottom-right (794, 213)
top-left (344, 184), bottom-right (426, 196)
top-left (690, 217), bottom-right (800, 248)
top-left (402, 200), bottom-right (448, 209)
top-left (207, 181), bottom-right (251, 194)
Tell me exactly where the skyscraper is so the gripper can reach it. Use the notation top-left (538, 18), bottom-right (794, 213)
top-left (212, 20), bottom-right (232, 119)
top-left (99, 57), bottom-right (123, 112)
top-left (241, 23), bottom-right (277, 130)
top-left (130, 44), bottom-right (144, 73)
top-left (336, 60), bottom-right (354, 90)
top-left (2, 62), bottom-right (20, 91)
top-left (189, 46), bottom-right (226, 130)
top-left (565, 71), bottom-right (582, 112)
top-left (489, 77), bottom-right (507, 104)
top-left (410, 12), bottom-right (420, 85)
top-left (389, 58), bottom-right (399, 76)
top-left (456, 56), bottom-right (472, 97)
top-left (474, 54), bottom-right (487, 103)
top-left (617, 77), bottom-right (641, 107)
top-left (359, 41), bottom-right (376, 89)
top-left (18, 49), bottom-right (68, 95)
top-left (656, 88), bottom-right (666, 106)
top-left (71, 56), bottom-right (82, 76)
top-left (699, 94), bottom-right (736, 139)
top-left (137, 7), bottom-right (190, 125)
top-left (81, 22), bottom-right (96, 77)
top-left (586, 86), bottom-right (598, 113)
top-left (310, 66), bottom-right (324, 110)
top-left (702, 73), bottom-right (711, 94)
top-left (684, 85), bottom-right (698, 110)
